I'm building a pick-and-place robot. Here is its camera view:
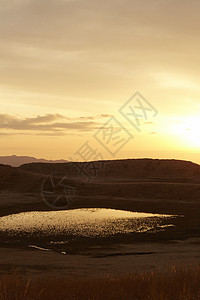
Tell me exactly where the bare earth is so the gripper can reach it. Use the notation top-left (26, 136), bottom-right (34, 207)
top-left (1, 239), bottom-right (200, 279)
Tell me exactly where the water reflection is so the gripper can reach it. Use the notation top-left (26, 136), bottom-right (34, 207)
top-left (0, 208), bottom-right (175, 238)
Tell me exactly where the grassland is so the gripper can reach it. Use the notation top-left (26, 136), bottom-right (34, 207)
top-left (1, 266), bottom-right (200, 300)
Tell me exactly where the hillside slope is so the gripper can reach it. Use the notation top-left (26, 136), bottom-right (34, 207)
top-left (0, 164), bottom-right (43, 192)
top-left (19, 159), bottom-right (200, 181)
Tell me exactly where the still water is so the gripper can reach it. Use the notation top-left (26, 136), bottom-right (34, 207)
top-left (0, 208), bottom-right (175, 238)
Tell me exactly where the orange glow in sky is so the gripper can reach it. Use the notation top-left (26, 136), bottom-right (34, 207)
top-left (0, 0), bottom-right (200, 164)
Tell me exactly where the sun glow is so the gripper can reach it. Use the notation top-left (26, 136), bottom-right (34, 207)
top-left (172, 116), bottom-right (200, 149)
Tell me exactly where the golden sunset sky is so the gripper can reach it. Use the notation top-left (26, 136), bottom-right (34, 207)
top-left (0, 0), bottom-right (200, 163)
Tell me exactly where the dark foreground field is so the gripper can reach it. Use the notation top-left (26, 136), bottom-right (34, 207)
top-left (0, 159), bottom-right (200, 299)
top-left (1, 266), bottom-right (200, 300)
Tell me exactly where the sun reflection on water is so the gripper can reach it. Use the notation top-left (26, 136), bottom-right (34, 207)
top-left (0, 208), bottom-right (175, 238)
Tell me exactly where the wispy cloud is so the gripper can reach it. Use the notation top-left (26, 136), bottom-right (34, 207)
top-left (0, 113), bottom-right (108, 135)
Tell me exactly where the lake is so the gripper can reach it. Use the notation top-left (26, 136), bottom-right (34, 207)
top-left (0, 208), bottom-right (176, 238)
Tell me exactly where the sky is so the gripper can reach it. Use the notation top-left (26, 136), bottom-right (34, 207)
top-left (0, 0), bottom-right (200, 163)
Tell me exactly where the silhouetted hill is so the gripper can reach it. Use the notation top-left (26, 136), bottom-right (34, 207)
top-left (19, 159), bottom-right (200, 181)
top-left (0, 155), bottom-right (68, 167)
top-left (1, 159), bottom-right (200, 204)
top-left (0, 164), bottom-right (43, 192)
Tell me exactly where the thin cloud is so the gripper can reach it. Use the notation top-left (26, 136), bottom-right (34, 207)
top-left (78, 114), bottom-right (113, 120)
top-left (0, 113), bottom-right (103, 134)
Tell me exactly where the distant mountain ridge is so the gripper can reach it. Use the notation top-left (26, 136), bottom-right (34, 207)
top-left (0, 155), bottom-right (68, 167)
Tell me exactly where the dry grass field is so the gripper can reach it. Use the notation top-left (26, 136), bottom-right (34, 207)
top-left (1, 266), bottom-right (200, 300)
